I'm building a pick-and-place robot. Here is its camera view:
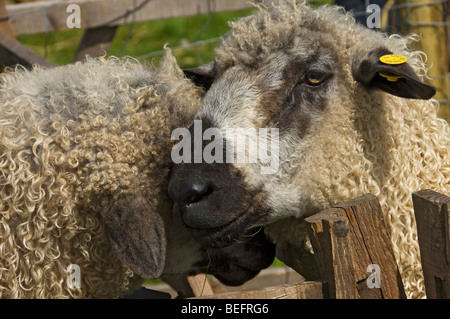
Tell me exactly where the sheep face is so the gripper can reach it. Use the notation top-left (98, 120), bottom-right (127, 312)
top-left (169, 1), bottom-right (436, 253)
top-left (169, 29), bottom-right (342, 249)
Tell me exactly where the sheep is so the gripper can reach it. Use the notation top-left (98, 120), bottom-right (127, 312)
top-left (0, 47), bottom-right (275, 298)
top-left (169, 0), bottom-right (450, 299)
top-left (0, 48), bottom-right (192, 298)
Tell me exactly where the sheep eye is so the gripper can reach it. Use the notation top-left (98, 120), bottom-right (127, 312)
top-left (305, 72), bottom-right (328, 86)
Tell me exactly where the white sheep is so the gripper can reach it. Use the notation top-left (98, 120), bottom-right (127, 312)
top-left (0, 47), bottom-right (276, 298)
top-left (169, 0), bottom-right (450, 299)
top-left (0, 46), bottom-right (201, 298)
top-left (0, 48), bottom-right (201, 298)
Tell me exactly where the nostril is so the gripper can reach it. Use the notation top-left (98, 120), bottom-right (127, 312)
top-left (186, 184), bottom-right (213, 206)
top-left (169, 178), bottom-right (215, 208)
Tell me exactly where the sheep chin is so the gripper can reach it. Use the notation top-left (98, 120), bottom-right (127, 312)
top-left (193, 227), bottom-right (276, 286)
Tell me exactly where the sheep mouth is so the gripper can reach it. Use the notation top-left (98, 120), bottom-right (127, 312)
top-left (194, 227), bottom-right (276, 287)
top-left (186, 206), bottom-right (264, 248)
top-left (210, 252), bottom-right (271, 286)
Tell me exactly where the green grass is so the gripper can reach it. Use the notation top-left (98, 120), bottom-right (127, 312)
top-left (270, 258), bottom-right (286, 268)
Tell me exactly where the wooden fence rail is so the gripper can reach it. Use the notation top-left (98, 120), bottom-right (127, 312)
top-left (187, 190), bottom-right (450, 299)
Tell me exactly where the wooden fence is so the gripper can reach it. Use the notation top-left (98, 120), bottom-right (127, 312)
top-left (184, 190), bottom-right (450, 299)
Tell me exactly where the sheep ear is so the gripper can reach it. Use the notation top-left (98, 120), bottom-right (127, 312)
top-left (102, 192), bottom-right (166, 279)
top-left (352, 48), bottom-right (436, 99)
top-left (183, 61), bottom-right (217, 91)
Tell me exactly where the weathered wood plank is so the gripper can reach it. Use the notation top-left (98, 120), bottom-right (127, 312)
top-left (0, 32), bottom-right (52, 70)
top-left (306, 194), bottom-right (405, 299)
top-left (5, 0), bottom-right (264, 36)
top-left (192, 281), bottom-right (327, 299)
top-left (73, 25), bottom-right (118, 61)
top-left (336, 194), bottom-right (405, 298)
top-left (307, 216), bottom-right (358, 298)
top-left (187, 274), bottom-right (215, 297)
top-left (412, 189), bottom-right (450, 299)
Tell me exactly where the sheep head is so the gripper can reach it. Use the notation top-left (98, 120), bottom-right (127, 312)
top-left (168, 1), bottom-right (438, 281)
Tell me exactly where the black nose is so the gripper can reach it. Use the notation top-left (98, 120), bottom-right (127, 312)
top-left (168, 178), bottom-right (213, 208)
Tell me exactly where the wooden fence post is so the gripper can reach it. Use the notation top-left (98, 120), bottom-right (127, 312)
top-left (73, 26), bottom-right (118, 62)
top-left (306, 194), bottom-right (406, 299)
top-left (309, 216), bottom-right (359, 298)
top-left (412, 189), bottom-right (450, 298)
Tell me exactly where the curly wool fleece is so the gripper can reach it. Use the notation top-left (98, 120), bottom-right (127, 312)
top-left (187, 0), bottom-right (449, 298)
top-left (244, 2), bottom-right (450, 299)
top-left (0, 50), bottom-right (202, 298)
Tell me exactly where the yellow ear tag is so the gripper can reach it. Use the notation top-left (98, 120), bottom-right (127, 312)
top-left (379, 54), bottom-right (407, 65)
top-left (379, 72), bottom-right (403, 82)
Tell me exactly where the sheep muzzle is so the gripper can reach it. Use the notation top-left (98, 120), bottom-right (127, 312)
top-left (169, 121), bottom-right (268, 248)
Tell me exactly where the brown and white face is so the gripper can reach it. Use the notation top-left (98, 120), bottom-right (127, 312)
top-left (168, 3), bottom-right (435, 250)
